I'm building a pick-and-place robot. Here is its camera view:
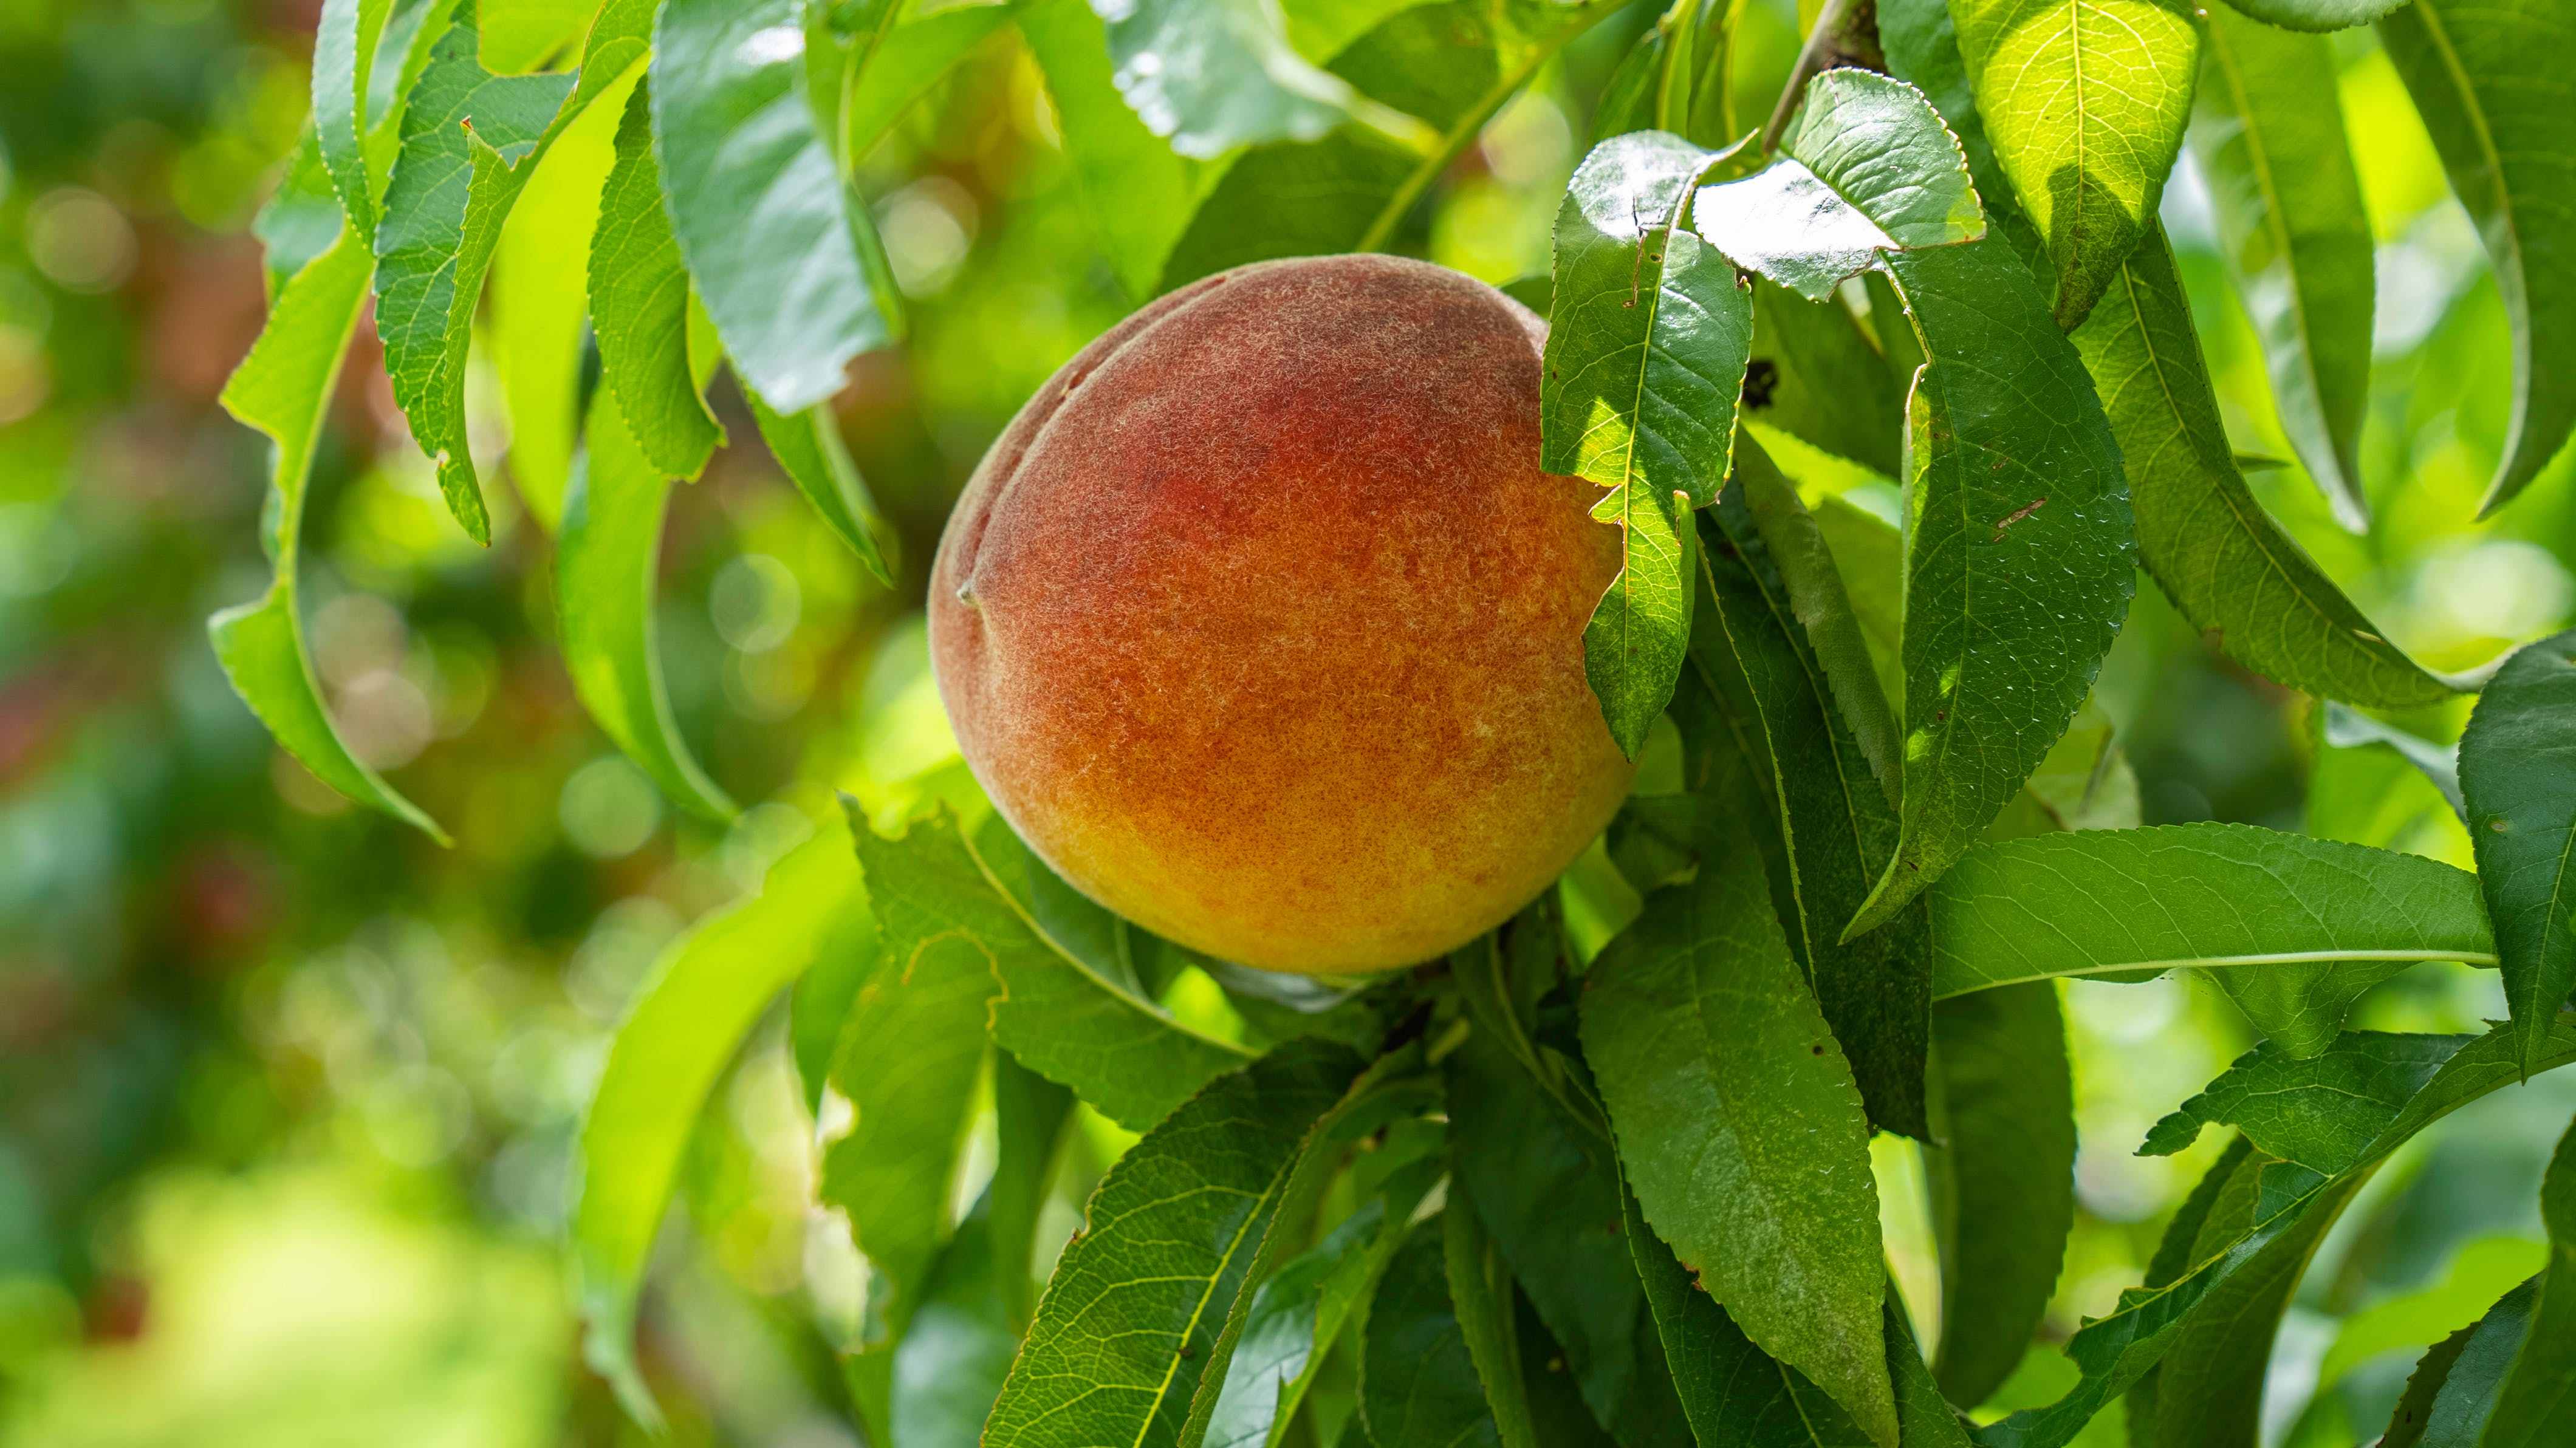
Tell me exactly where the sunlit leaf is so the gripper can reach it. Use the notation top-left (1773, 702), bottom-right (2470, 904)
top-left (2459, 629), bottom-right (2576, 1074)
top-left (1088, 0), bottom-right (1436, 159)
top-left (843, 2), bottom-right (1023, 159)
top-left (589, 81), bottom-right (725, 481)
top-left (481, 0), bottom-right (593, 71)
top-left (747, 392), bottom-right (896, 586)
top-left (2379, 0), bottom-right (2576, 514)
top-left (2218, 0), bottom-right (2404, 29)
top-left (313, 0), bottom-right (397, 235)
top-left (1201, 1192), bottom-right (1414, 1448)
top-left (1019, 0), bottom-right (1211, 299)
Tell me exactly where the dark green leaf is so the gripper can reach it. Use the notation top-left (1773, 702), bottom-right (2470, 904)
top-left (1581, 844), bottom-right (1896, 1445)
top-left (1694, 70), bottom-right (1984, 301)
top-left (1741, 279), bottom-right (1905, 478)
top-left (1925, 825), bottom-right (2497, 1036)
top-left (653, 0), bottom-right (891, 413)
top-left (1851, 237), bottom-right (2134, 934)
top-left (589, 81), bottom-right (725, 480)
top-left (1541, 129), bottom-right (1752, 757)
top-left (2484, 1113), bottom-right (2576, 1446)
top-left (2385, 1314), bottom-right (2484, 1448)
top-left (576, 829), bottom-right (862, 1424)
top-left (843, 805), bottom-right (1252, 1133)
top-left (2190, 7), bottom-right (2374, 528)
top-left (1928, 985), bottom-right (2074, 1409)
top-left (891, 1204), bottom-right (1023, 1447)
top-left (2459, 629), bottom-right (2576, 1074)
top-left (2140, 1031), bottom-right (2481, 1175)
top-left (1445, 1186), bottom-right (1540, 1448)
top-left (1688, 459), bottom-right (1927, 1135)
top-left (747, 392), bottom-right (897, 584)
top-left (1202, 1196), bottom-right (1408, 1448)
top-left (1362, 1218), bottom-right (1504, 1448)
top-left (2069, 230), bottom-right (2459, 709)
top-left (1948, 0), bottom-right (2198, 327)
top-left (983, 1041), bottom-right (1365, 1448)
top-left (212, 231), bottom-right (448, 841)
top-left (558, 388), bottom-right (738, 821)
top-left (2379, 0), bottom-right (2576, 513)
top-left (988, 1051), bottom-right (1074, 1331)
top-left (2396, 1278), bottom-right (2541, 1447)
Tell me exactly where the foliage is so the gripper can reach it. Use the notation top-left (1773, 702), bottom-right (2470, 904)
top-left (7, 0), bottom-right (2576, 1444)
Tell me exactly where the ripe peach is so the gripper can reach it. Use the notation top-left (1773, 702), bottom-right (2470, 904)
top-left (928, 254), bottom-right (1632, 975)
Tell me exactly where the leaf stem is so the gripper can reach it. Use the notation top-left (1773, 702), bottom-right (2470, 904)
top-left (1761, 0), bottom-right (1883, 153)
top-left (1354, 0), bottom-right (1630, 254)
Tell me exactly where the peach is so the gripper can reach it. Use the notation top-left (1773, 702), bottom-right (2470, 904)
top-left (928, 254), bottom-right (1633, 975)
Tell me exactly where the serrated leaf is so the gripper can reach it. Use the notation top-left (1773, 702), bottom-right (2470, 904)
top-left (2071, 230), bottom-right (2460, 709)
top-left (889, 1203), bottom-right (1023, 1446)
top-left (575, 827), bottom-right (862, 1425)
top-left (211, 231), bottom-right (448, 842)
top-left (1928, 984), bottom-right (2074, 1410)
top-left (747, 391), bottom-right (896, 586)
top-left (558, 387), bottom-right (738, 821)
top-left (653, 0), bottom-right (891, 414)
top-left (1088, 0), bottom-right (1433, 159)
top-left (1688, 458), bottom-right (1928, 1136)
top-left (1925, 824), bottom-right (2498, 1030)
top-left (849, 806), bottom-right (1251, 1132)
top-left (2389, 1277), bottom-right (2543, 1448)
top-left (982, 1040), bottom-right (1365, 1448)
top-left (2379, 0), bottom-right (2576, 514)
top-left (589, 81), bottom-right (725, 481)
top-left (1543, 129), bottom-right (1753, 757)
top-left (314, 0), bottom-right (397, 235)
top-left (1202, 1195), bottom-right (1410, 1448)
top-left (2483, 1113), bottom-right (2576, 1447)
top-left (1362, 1217), bottom-right (1505, 1448)
top-left (1580, 842), bottom-right (1897, 1447)
top-left (2460, 629), bottom-right (2576, 1075)
top-left (1695, 70), bottom-right (1983, 301)
top-left (2140, 1031), bottom-right (2482, 1173)
top-left (1948, 0), bottom-right (2197, 327)
top-left (1851, 238), bottom-right (2135, 934)
top-left (1444, 1188), bottom-right (1540, 1448)
top-left (2190, 8), bottom-right (2374, 529)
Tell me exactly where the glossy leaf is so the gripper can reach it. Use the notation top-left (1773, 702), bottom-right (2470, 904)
top-left (653, 0), bottom-right (891, 414)
top-left (589, 81), bottom-right (725, 481)
top-left (1928, 983), bottom-right (2074, 1409)
top-left (2190, 8), bottom-right (2374, 528)
top-left (1695, 70), bottom-right (1983, 301)
top-left (1925, 824), bottom-right (2497, 1022)
top-left (2379, 0), bottom-right (2576, 513)
top-left (2459, 629), bottom-right (2576, 1074)
top-left (1361, 1217), bottom-right (1504, 1448)
top-left (2071, 231), bottom-right (2458, 709)
top-left (2484, 1113), bottom-right (2576, 1446)
top-left (1689, 461), bottom-right (1928, 1136)
top-left (1019, 0), bottom-right (1209, 299)
top-left (575, 828), bottom-right (862, 1424)
top-left (982, 1040), bottom-right (1364, 1448)
top-left (1852, 237), bottom-right (2134, 934)
top-left (1581, 842), bottom-right (1896, 1446)
top-left (1948, 0), bottom-right (2197, 327)
top-left (747, 376), bottom-right (897, 586)
top-left (1202, 1197), bottom-right (1407, 1448)
top-left (557, 389), bottom-right (738, 821)
top-left (1542, 128), bottom-right (1752, 757)
top-left (1089, 0), bottom-right (1437, 160)
top-left (211, 231), bottom-right (448, 841)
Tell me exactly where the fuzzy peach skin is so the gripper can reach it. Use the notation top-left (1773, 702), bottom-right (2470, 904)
top-left (928, 254), bottom-right (1633, 975)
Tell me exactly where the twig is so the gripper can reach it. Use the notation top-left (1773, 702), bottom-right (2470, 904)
top-left (1760, 0), bottom-right (1885, 153)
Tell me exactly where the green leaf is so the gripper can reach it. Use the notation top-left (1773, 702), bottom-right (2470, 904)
top-left (989, 1052), bottom-right (1075, 1331)
top-left (1581, 844), bottom-right (1896, 1446)
top-left (844, 2), bottom-right (1023, 159)
top-left (1444, 1188), bottom-right (1540, 1448)
top-left (211, 231), bottom-right (448, 842)
top-left (747, 392), bottom-right (897, 586)
top-left (2484, 1113), bottom-right (2576, 1446)
top-left (575, 827), bottom-right (862, 1425)
top-left (1927, 984), bottom-right (2074, 1410)
top-left (481, 0), bottom-right (593, 70)
top-left (1542, 129), bottom-right (1753, 758)
top-left (1809, 494), bottom-right (1906, 708)
top-left (1089, 0), bottom-right (1434, 159)
top-left (2219, 0), bottom-right (2404, 30)
top-left (1981, 698), bottom-right (2141, 839)
top-left (790, 894), bottom-right (884, 1113)
top-left (1741, 279), bottom-right (1906, 479)
top-left (589, 81), bottom-right (726, 481)
top-left (2189, 7), bottom-right (2374, 529)
top-left (2385, 1312), bottom-right (2485, 1448)
top-left (2379, 0), bottom-right (2576, 514)
top-left (2069, 230), bottom-right (2459, 710)
top-left (2139, 1031), bottom-right (2484, 1175)
top-left (2391, 1278), bottom-right (2542, 1448)
top-left (653, 0), bottom-right (891, 413)
top-left (1361, 1217), bottom-right (1504, 1448)
top-left (314, 0), bottom-right (397, 236)
top-left (889, 1202), bottom-right (1024, 1444)
top-left (558, 388), bottom-right (738, 821)
top-left (1948, 0), bottom-right (2197, 327)
top-left (1924, 824), bottom-right (2498, 1017)
top-left (1851, 238), bottom-right (2135, 934)
top-left (982, 1040), bottom-right (1366, 1448)
top-left (1019, 0), bottom-right (1210, 299)
top-left (1444, 1002), bottom-right (1693, 1444)
top-left (1694, 70), bottom-right (1984, 302)
top-left (1688, 458), bottom-right (1928, 1136)
top-left (1620, 1173), bottom-right (1874, 1446)
top-left (1202, 1195), bottom-right (1410, 1448)
top-left (2459, 629), bottom-right (2576, 1074)
top-left (848, 805), bottom-right (1252, 1132)
top-left (2324, 703), bottom-right (2467, 820)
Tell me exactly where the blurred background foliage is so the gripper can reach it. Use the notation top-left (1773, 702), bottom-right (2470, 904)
top-left (0, 0), bottom-right (2571, 1444)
